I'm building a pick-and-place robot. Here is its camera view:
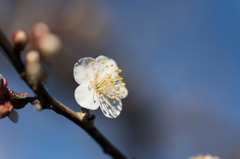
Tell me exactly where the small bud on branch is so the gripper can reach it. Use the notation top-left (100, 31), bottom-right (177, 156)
top-left (12, 30), bottom-right (28, 52)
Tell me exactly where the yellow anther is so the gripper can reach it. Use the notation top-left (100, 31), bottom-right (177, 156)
top-left (100, 94), bottom-right (104, 97)
top-left (106, 65), bottom-right (108, 68)
top-left (103, 86), bottom-right (107, 89)
top-left (119, 69), bottom-right (122, 73)
top-left (115, 68), bottom-right (119, 72)
top-left (102, 61), bottom-right (105, 64)
top-left (111, 96), bottom-right (115, 99)
top-left (85, 73), bottom-right (88, 76)
top-left (120, 95), bottom-right (123, 98)
top-left (102, 69), bottom-right (104, 71)
top-left (120, 77), bottom-right (123, 80)
top-left (110, 64), bottom-right (113, 67)
top-left (111, 85), bottom-right (114, 88)
top-left (91, 62), bottom-right (95, 65)
top-left (119, 81), bottom-right (122, 84)
top-left (117, 87), bottom-right (120, 91)
top-left (116, 75), bottom-right (120, 78)
top-left (120, 83), bottom-right (126, 86)
top-left (115, 91), bottom-right (118, 95)
top-left (104, 61), bottom-right (106, 64)
top-left (108, 74), bottom-right (112, 78)
top-left (122, 90), bottom-right (126, 94)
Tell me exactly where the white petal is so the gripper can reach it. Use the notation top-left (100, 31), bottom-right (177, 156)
top-left (74, 57), bottom-right (95, 84)
top-left (74, 84), bottom-right (99, 110)
top-left (94, 55), bottom-right (119, 79)
top-left (99, 95), bottom-right (122, 118)
top-left (119, 85), bottom-right (128, 99)
top-left (8, 109), bottom-right (19, 123)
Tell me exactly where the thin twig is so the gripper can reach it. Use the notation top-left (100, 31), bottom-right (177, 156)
top-left (0, 28), bottom-right (127, 159)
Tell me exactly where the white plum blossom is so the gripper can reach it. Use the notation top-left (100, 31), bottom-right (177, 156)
top-left (189, 155), bottom-right (220, 159)
top-left (74, 55), bottom-right (128, 118)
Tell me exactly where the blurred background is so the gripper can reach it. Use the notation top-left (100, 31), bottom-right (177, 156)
top-left (0, 0), bottom-right (240, 159)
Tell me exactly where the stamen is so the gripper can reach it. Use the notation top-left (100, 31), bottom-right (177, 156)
top-left (85, 73), bottom-right (88, 76)
top-left (90, 61), bottom-right (126, 100)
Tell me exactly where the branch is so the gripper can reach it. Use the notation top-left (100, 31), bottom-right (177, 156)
top-left (0, 28), bottom-right (127, 159)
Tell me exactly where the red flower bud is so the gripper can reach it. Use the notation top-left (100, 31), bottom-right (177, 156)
top-left (0, 75), bottom-right (7, 96)
top-left (12, 30), bottom-right (28, 52)
top-left (0, 101), bottom-right (13, 119)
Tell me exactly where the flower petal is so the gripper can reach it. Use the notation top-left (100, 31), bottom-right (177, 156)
top-left (8, 109), bottom-right (18, 123)
top-left (99, 95), bottom-right (122, 118)
top-left (74, 57), bottom-right (95, 84)
top-left (94, 55), bottom-right (119, 79)
top-left (119, 85), bottom-right (128, 99)
top-left (74, 84), bottom-right (99, 110)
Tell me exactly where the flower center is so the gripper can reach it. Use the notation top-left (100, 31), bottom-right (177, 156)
top-left (90, 60), bottom-right (126, 99)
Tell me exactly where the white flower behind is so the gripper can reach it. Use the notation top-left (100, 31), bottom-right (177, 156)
top-left (74, 55), bottom-right (128, 118)
top-left (189, 155), bottom-right (220, 159)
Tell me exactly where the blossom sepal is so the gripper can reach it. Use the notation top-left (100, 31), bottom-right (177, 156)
top-left (10, 91), bottom-right (29, 109)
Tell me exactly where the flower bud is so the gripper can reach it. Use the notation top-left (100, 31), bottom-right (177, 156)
top-left (38, 33), bottom-right (61, 59)
top-left (30, 22), bottom-right (61, 61)
top-left (31, 22), bottom-right (50, 39)
top-left (0, 74), bottom-right (7, 96)
top-left (25, 51), bottom-right (44, 88)
top-left (25, 52), bottom-right (42, 79)
top-left (12, 30), bottom-right (28, 51)
top-left (189, 155), bottom-right (220, 159)
top-left (25, 50), bottom-right (40, 63)
top-left (0, 101), bottom-right (13, 119)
